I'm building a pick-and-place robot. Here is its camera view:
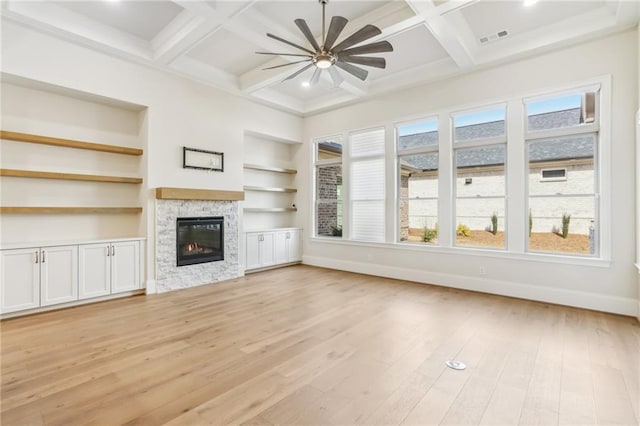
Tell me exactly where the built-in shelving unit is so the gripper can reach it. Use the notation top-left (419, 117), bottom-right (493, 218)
top-left (243, 163), bottom-right (297, 174)
top-left (243, 185), bottom-right (297, 193)
top-left (0, 207), bottom-right (143, 214)
top-left (0, 169), bottom-right (142, 184)
top-left (0, 130), bottom-right (143, 156)
top-left (1, 129), bottom-right (144, 214)
top-left (244, 207), bottom-right (297, 213)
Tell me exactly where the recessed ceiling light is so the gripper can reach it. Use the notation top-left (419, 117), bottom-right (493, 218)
top-left (301, 81), bottom-right (310, 88)
top-left (524, 0), bottom-right (539, 6)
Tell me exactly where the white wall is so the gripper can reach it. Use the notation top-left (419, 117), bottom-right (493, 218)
top-left (1, 21), bottom-right (303, 286)
top-left (302, 29), bottom-right (638, 316)
top-left (636, 24), bottom-right (640, 321)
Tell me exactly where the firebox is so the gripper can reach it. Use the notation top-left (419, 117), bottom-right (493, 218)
top-left (176, 216), bottom-right (224, 266)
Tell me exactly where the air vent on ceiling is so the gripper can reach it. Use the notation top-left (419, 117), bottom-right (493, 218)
top-left (479, 30), bottom-right (509, 45)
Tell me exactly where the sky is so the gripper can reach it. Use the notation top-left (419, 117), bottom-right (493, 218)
top-left (397, 93), bottom-right (582, 136)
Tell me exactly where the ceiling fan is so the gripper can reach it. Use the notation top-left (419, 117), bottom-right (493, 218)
top-left (256, 0), bottom-right (393, 87)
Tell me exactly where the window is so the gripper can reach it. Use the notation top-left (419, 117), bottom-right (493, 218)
top-left (453, 106), bottom-right (507, 249)
top-left (350, 128), bottom-right (385, 242)
top-left (526, 88), bottom-right (599, 256)
top-left (397, 119), bottom-right (439, 244)
top-left (314, 137), bottom-right (343, 237)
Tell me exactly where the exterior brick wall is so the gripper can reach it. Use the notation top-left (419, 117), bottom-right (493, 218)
top-left (316, 165), bottom-right (341, 236)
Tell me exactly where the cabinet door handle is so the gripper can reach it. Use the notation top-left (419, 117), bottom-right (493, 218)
top-left (107, 246), bottom-right (110, 257)
top-left (286, 232), bottom-right (290, 239)
top-left (41, 250), bottom-right (45, 263)
top-left (111, 246), bottom-right (115, 256)
top-left (35, 250), bottom-right (39, 264)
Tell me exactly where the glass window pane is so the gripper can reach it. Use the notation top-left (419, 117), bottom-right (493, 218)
top-left (317, 140), bottom-right (342, 161)
top-left (529, 134), bottom-right (595, 196)
top-left (455, 145), bottom-right (505, 249)
top-left (399, 152), bottom-right (438, 244)
top-left (526, 93), bottom-right (588, 132)
top-left (316, 164), bottom-right (342, 237)
top-left (453, 107), bottom-right (505, 142)
top-left (397, 119), bottom-right (438, 150)
top-left (528, 195), bottom-right (596, 255)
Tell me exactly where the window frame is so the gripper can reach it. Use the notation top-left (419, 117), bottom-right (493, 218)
top-left (312, 134), bottom-right (344, 239)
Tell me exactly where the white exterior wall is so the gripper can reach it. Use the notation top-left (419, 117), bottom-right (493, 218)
top-left (302, 29), bottom-right (638, 316)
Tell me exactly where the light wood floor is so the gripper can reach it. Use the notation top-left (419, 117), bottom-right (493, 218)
top-left (1, 265), bottom-right (639, 425)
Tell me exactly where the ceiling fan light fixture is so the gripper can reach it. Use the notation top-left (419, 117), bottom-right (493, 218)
top-left (314, 53), bottom-right (335, 69)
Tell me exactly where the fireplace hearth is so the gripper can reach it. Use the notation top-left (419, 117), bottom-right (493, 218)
top-left (176, 216), bottom-right (224, 266)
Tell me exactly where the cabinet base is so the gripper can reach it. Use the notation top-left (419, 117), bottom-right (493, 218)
top-left (244, 261), bottom-right (302, 275)
top-left (1, 290), bottom-right (145, 320)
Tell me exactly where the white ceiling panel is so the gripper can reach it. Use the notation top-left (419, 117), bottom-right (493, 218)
top-left (2, 0), bottom-right (636, 115)
top-left (367, 24), bottom-right (448, 80)
top-left (186, 28), bottom-right (273, 76)
top-left (461, 0), bottom-right (605, 41)
top-left (52, 0), bottom-right (184, 41)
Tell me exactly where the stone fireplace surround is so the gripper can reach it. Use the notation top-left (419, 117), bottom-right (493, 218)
top-left (156, 198), bottom-right (240, 293)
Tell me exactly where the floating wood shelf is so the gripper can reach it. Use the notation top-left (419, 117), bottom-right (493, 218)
top-left (243, 185), bottom-right (297, 193)
top-left (0, 207), bottom-right (143, 214)
top-left (0, 169), bottom-right (143, 184)
top-left (243, 207), bottom-right (297, 213)
top-left (243, 163), bottom-right (297, 174)
top-left (155, 187), bottom-right (244, 201)
top-left (0, 130), bottom-right (143, 156)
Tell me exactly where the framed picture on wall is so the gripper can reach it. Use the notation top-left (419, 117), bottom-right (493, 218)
top-left (183, 147), bottom-right (224, 172)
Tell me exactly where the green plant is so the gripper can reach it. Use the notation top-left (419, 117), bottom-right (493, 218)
top-left (561, 213), bottom-right (571, 239)
top-left (422, 225), bottom-right (437, 243)
top-left (529, 209), bottom-right (533, 237)
top-left (331, 225), bottom-right (342, 237)
top-left (456, 223), bottom-right (471, 237)
top-left (490, 213), bottom-right (498, 235)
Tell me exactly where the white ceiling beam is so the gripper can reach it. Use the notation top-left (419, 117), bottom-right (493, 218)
top-left (614, 0), bottom-right (640, 27)
top-left (403, 0), bottom-right (475, 68)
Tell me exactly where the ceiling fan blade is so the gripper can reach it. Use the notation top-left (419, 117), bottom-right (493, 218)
top-left (263, 59), bottom-right (311, 70)
top-left (309, 67), bottom-right (322, 86)
top-left (338, 40), bottom-right (393, 57)
top-left (294, 19), bottom-right (321, 52)
top-left (323, 16), bottom-right (348, 51)
top-left (283, 63), bottom-right (314, 81)
top-left (335, 61), bottom-right (368, 81)
top-left (256, 52), bottom-right (313, 57)
top-left (332, 24), bottom-right (382, 53)
top-left (339, 56), bottom-right (386, 69)
top-left (328, 67), bottom-right (344, 87)
top-left (267, 33), bottom-right (315, 55)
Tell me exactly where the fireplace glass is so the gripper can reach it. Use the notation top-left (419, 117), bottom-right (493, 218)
top-left (176, 216), bottom-right (224, 266)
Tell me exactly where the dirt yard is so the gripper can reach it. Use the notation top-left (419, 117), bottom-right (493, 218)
top-left (407, 228), bottom-right (590, 254)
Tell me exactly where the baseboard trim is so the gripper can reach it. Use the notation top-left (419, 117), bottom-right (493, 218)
top-left (303, 255), bottom-right (637, 317)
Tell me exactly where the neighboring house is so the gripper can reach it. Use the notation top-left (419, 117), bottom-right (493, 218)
top-left (318, 108), bottom-right (595, 239)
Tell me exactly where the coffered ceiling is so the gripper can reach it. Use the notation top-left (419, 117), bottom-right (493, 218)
top-left (2, 0), bottom-right (638, 116)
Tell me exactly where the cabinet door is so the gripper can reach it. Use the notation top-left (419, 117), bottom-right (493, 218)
top-left (245, 233), bottom-right (262, 270)
top-left (288, 230), bottom-right (302, 262)
top-left (261, 232), bottom-right (275, 267)
top-left (1, 249), bottom-right (40, 313)
top-left (41, 245), bottom-right (78, 307)
top-left (79, 243), bottom-right (111, 300)
top-left (274, 231), bottom-right (289, 264)
top-left (111, 241), bottom-right (140, 293)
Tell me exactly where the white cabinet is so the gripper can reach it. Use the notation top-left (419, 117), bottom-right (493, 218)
top-left (40, 246), bottom-right (78, 307)
top-left (246, 228), bottom-right (301, 271)
top-left (246, 232), bottom-right (275, 270)
top-left (1, 249), bottom-right (40, 313)
top-left (275, 229), bottom-right (302, 264)
top-left (1, 245), bottom-right (77, 313)
top-left (79, 240), bottom-right (140, 299)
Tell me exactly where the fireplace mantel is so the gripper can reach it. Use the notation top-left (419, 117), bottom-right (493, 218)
top-left (155, 187), bottom-right (244, 201)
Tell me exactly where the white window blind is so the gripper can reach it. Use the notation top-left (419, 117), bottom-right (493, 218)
top-left (350, 129), bottom-right (385, 242)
